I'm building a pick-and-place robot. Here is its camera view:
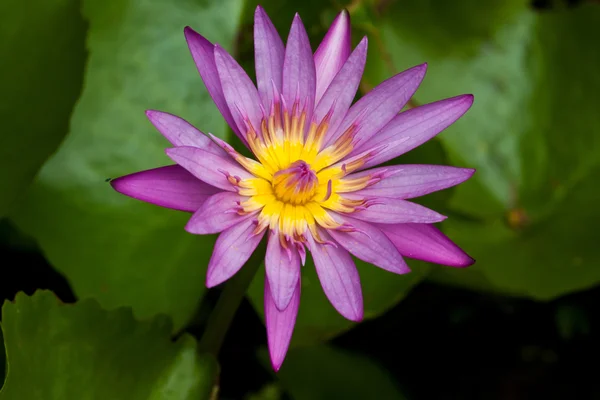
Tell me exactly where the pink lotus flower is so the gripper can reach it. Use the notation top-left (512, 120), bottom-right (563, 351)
top-left (112, 7), bottom-right (475, 370)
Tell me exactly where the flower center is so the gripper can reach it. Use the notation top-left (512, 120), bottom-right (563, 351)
top-left (272, 160), bottom-right (318, 205)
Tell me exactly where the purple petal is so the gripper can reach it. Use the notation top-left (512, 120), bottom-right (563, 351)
top-left (378, 223), bottom-right (475, 267)
top-left (145, 110), bottom-right (225, 156)
top-left (185, 191), bottom-right (247, 234)
top-left (166, 146), bottom-right (254, 191)
top-left (110, 165), bottom-right (218, 212)
top-left (352, 95), bottom-right (474, 169)
top-left (214, 45), bottom-right (263, 141)
top-left (282, 14), bottom-right (316, 126)
top-left (254, 6), bottom-right (285, 109)
top-left (352, 165), bottom-right (475, 199)
top-left (265, 277), bottom-right (300, 372)
top-left (314, 10), bottom-right (351, 103)
top-left (328, 214), bottom-right (410, 274)
top-left (350, 197), bottom-right (446, 224)
top-left (307, 229), bottom-right (363, 321)
top-left (265, 232), bottom-right (301, 311)
top-left (325, 64), bottom-right (427, 147)
top-left (184, 27), bottom-right (241, 139)
top-left (206, 217), bottom-right (265, 287)
top-left (313, 37), bottom-right (367, 135)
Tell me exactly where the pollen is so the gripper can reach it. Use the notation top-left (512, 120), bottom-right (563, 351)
top-left (272, 160), bottom-right (318, 205)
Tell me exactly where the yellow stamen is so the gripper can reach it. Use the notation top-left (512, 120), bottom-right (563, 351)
top-left (229, 102), bottom-right (378, 244)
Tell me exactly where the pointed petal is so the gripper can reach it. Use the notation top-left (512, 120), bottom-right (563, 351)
top-left (378, 223), bottom-right (475, 267)
top-left (184, 27), bottom-right (241, 138)
top-left (328, 214), bottom-right (410, 274)
top-left (206, 217), bottom-right (265, 287)
top-left (314, 10), bottom-right (351, 103)
top-left (350, 197), bottom-right (446, 224)
top-left (166, 146), bottom-right (254, 191)
top-left (214, 45), bottom-right (263, 141)
top-left (313, 37), bottom-right (367, 134)
top-left (325, 64), bottom-right (427, 147)
top-left (265, 232), bottom-right (301, 311)
top-left (265, 277), bottom-right (300, 372)
top-left (282, 14), bottom-right (316, 125)
top-left (185, 191), bottom-right (247, 234)
top-left (145, 110), bottom-right (225, 155)
top-left (254, 6), bottom-right (285, 109)
top-left (352, 165), bottom-right (475, 199)
top-left (352, 95), bottom-right (474, 169)
top-left (307, 229), bottom-right (363, 321)
top-left (110, 165), bottom-right (218, 212)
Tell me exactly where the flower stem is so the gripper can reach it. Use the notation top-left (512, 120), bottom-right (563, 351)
top-left (198, 242), bottom-right (265, 356)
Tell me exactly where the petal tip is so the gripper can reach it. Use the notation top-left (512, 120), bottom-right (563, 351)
top-left (455, 255), bottom-right (476, 267)
top-left (341, 303), bottom-right (364, 322)
top-left (456, 94), bottom-right (475, 109)
top-left (399, 265), bottom-right (412, 274)
top-left (292, 12), bottom-right (303, 24)
top-left (184, 221), bottom-right (198, 234)
top-left (334, 8), bottom-right (351, 29)
top-left (349, 310), bottom-right (364, 322)
top-left (270, 354), bottom-right (284, 372)
top-left (109, 176), bottom-right (125, 192)
top-left (145, 109), bottom-right (161, 122)
top-left (183, 26), bottom-right (199, 40)
top-left (332, 8), bottom-right (351, 30)
top-left (205, 273), bottom-right (223, 288)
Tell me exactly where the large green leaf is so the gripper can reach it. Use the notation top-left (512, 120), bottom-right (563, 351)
top-left (264, 345), bottom-right (405, 400)
top-left (0, 291), bottom-right (217, 400)
top-left (9, 0), bottom-right (244, 330)
top-left (360, 2), bottom-right (600, 298)
top-left (0, 0), bottom-right (86, 217)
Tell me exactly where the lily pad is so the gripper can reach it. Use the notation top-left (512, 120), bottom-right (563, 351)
top-left (0, 291), bottom-right (218, 399)
top-left (361, 1), bottom-right (600, 299)
top-left (0, 0), bottom-right (86, 216)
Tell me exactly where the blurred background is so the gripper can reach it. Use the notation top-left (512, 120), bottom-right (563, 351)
top-left (1, 0), bottom-right (599, 398)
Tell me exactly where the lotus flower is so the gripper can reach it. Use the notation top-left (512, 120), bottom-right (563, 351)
top-left (111, 6), bottom-right (475, 371)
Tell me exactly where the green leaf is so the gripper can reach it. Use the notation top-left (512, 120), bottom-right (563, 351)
top-left (264, 345), bottom-right (405, 400)
top-left (361, 2), bottom-right (600, 299)
top-left (0, 291), bottom-right (217, 400)
top-left (249, 259), bottom-right (429, 346)
top-left (0, 0), bottom-right (87, 217)
top-left (0, 327), bottom-right (4, 391)
top-left (246, 383), bottom-right (283, 400)
top-left (9, 0), bottom-right (244, 330)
